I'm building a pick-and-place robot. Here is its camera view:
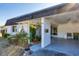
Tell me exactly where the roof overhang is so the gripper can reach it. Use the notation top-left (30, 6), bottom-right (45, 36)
top-left (45, 10), bottom-right (79, 25)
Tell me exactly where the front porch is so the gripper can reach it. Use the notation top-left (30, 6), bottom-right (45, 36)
top-left (30, 38), bottom-right (79, 56)
top-left (18, 10), bottom-right (79, 56)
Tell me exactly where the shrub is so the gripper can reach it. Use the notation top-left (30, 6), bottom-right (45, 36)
top-left (3, 33), bottom-right (10, 38)
top-left (7, 31), bottom-right (29, 47)
top-left (35, 35), bottom-right (41, 41)
top-left (30, 25), bottom-right (36, 42)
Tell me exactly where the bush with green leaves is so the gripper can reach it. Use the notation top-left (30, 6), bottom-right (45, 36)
top-left (30, 25), bottom-right (36, 42)
top-left (7, 31), bottom-right (29, 47)
top-left (17, 31), bottom-right (29, 47)
top-left (3, 33), bottom-right (10, 38)
top-left (35, 35), bottom-right (41, 41)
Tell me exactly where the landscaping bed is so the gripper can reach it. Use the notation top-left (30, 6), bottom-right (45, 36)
top-left (0, 38), bottom-right (24, 56)
top-left (1, 45), bottom-right (24, 56)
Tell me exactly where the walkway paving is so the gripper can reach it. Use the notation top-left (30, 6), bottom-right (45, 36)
top-left (30, 49), bottom-right (67, 56)
top-left (46, 39), bottom-right (79, 56)
top-left (30, 39), bottom-right (79, 56)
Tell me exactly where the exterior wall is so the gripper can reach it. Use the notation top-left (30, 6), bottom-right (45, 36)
top-left (17, 24), bottom-right (30, 34)
top-left (0, 28), bottom-right (2, 37)
top-left (22, 24), bottom-right (29, 34)
top-left (7, 26), bottom-right (16, 35)
top-left (16, 25), bottom-right (21, 32)
top-left (57, 23), bottom-right (79, 39)
top-left (41, 18), bottom-right (51, 48)
top-left (57, 32), bottom-right (67, 39)
top-left (6, 24), bottom-right (29, 35)
top-left (36, 28), bottom-right (41, 37)
top-left (7, 26), bottom-right (12, 34)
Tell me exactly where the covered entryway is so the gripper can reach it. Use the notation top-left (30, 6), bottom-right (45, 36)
top-left (17, 10), bottom-right (79, 49)
top-left (30, 38), bottom-right (79, 55)
top-left (30, 10), bottom-right (79, 55)
top-left (41, 10), bottom-right (79, 47)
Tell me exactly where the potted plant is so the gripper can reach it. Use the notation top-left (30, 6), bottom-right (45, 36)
top-left (32, 35), bottom-right (41, 43)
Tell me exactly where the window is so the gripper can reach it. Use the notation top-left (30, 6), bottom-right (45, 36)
top-left (12, 26), bottom-right (17, 32)
top-left (5, 29), bottom-right (7, 33)
top-left (67, 33), bottom-right (72, 37)
top-left (45, 29), bottom-right (49, 33)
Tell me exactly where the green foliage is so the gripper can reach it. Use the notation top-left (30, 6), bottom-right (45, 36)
top-left (35, 35), bottom-right (41, 41)
top-left (30, 25), bottom-right (36, 41)
top-left (29, 24), bottom-right (41, 42)
top-left (3, 33), bottom-right (10, 38)
top-left (7, 31), bottom-right (29, 47)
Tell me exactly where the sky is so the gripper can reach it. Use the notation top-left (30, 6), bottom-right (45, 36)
top-left (0, 3), bottom-right (61, 26)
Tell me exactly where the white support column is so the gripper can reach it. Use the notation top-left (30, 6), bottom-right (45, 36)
top-left (41, 17), bottom-right (51, 48)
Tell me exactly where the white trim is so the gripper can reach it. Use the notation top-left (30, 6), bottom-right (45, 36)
top-left (41, 17), bottom-right (51, 48)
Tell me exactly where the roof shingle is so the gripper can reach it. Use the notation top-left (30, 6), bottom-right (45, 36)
top-left (5, 3), bottom-right (71, 26)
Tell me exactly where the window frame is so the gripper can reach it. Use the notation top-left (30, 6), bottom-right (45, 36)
top-left (12, 26), bottom-right (17, 32)
top-left (52, 27), bottom-right (57, 35)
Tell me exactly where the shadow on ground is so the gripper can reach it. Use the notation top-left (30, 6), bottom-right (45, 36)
top-left (30, 49), bottom-right (68, 56)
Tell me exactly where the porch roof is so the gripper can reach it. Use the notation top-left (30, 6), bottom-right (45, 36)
top-left (46, 10), bottom-right (79, 25)
top-left (5, 3), bottom-right (79, 26)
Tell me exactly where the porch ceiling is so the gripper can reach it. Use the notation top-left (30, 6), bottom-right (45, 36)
top-left (45, 10), bottom-right (79, 25)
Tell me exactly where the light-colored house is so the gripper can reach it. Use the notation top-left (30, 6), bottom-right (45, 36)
top-left (0, 26), bottom-right (7, 37)
top-left (5, 3), bottom-right (79, 48)
top-left (0, 27), bottom-right (2, 37)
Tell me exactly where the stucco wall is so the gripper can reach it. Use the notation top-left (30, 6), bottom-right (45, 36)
top-left (0, 28), bottom-right (2, 37)
top-left (41, 18), bottom-right (51, 48)
top-left (7, 24), bottom-right (29, 35)
top-left (57, 32), bottom-right (67, 39)
top-left (7, 26), bottom-right (16, 35)
top-left (57, 23), bottom-right (79, 38)
top-left (22, 24), bottom-right (29, 34)
top-left (7, 26), bottom-right (12, 34)
top-left (58, 23), bottom-right (79, 33)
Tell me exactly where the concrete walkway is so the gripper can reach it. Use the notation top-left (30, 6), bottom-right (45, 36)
top-left (30, 39), bottom-right (79, 56)
top-left (46, 39), bottom-right (79, 56)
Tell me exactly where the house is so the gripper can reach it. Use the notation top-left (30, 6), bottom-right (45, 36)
top-left (0, 27), bottom-right (2, 37)
top-left (5, 3), bottom-right (79, 48)
top-left (0, 26), bottom-right (7, 37)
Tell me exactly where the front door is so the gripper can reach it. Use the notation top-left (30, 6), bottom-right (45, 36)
top-left (50, 25), bottom-right (57, 39)
top-left (73, 33), bottom-right (79, 40)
